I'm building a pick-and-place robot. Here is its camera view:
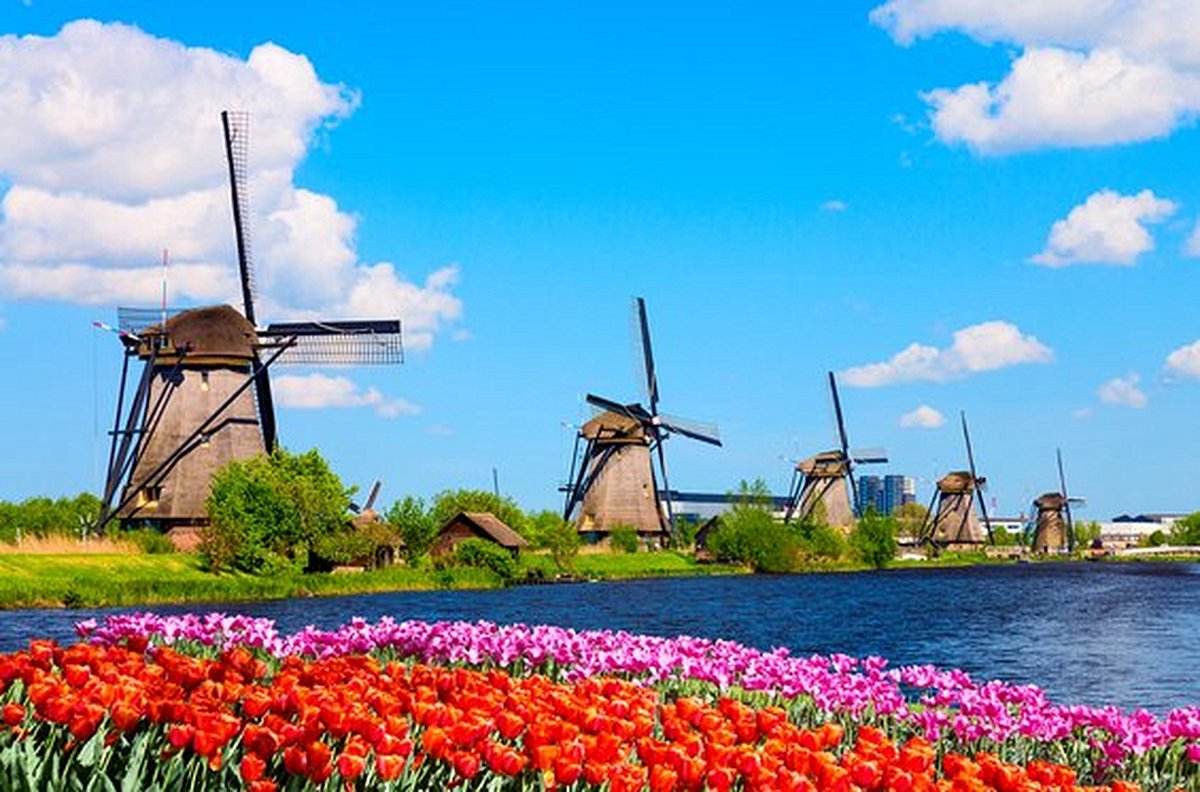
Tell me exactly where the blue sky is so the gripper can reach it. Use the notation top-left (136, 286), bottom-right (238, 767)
top-left (2, 1), bottom-right (1199, 520)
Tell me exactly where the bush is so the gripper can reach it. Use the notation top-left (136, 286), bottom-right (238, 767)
top-left (609, 525), bottom-right (640, 554)
top-left (794, 520), bottom-right (847, 560)
top-left (1170, 512), bottom-right (1200, 545)
top-left (124, 528), bottom-right (176, 554)
top-left (454, 538), bottom-right (517, 581)
top-left (849, 512), bottom-right (898, 569)
top-left (386, 496), bottom-right (438, 564)
top-left (202, 448), bottom-right (352, 574)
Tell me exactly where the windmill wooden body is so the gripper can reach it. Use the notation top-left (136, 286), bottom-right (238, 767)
top-left (785, 372), bottom-right (886, 532)
top-left (924, 412), bottom-right (993, 548)
top-left (99, 112), bottom-right (402, 538)
top-left (1030, 449), bottom-right (1079, 553)
top-left (562, 298), bottom-right (721, 543)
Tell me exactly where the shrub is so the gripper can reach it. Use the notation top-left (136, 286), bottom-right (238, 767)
top-left (608, 525), bottom-right (640, 554)
top-left (709, 481), bottom-right (802, 573)
top-left (454, 538), bottom-right (517, 581)
top-left (849, 512), bottom-right (898, 569)
top-left (795, 520), bottom-right (847, 560)
top-left (125, 528), bottom-right (176, 554)
top-left (202, 448), bottom-right (352, 575)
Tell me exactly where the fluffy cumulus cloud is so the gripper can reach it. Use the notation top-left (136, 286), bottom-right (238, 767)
top-left (1165, 339), bottom-right (1200, 380)
top-left (899, 405), bottom-right (946, 428)
top-left (0, 21), bottom-right (462, 351)
top-left (871, 0), bottom-right (1200, 153)
top-left (273, 374), bottom-right (421, 418)
top-left (1097, 373), bottom-right (1148, 408)
top-left (1031, 189), bottom-right (1176, 266)
top-left (842, 320), bottom-right (1053, 387)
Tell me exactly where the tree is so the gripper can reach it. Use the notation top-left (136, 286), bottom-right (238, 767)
top-left (430, 490), bottom-right (529, 537)
top-left (608, 525), bottom-right (639, 553)
top-left (202, 448), bottom-right (353, 574)
top-left (849, 511), bottom-right (898, 569)
top-left (707, 480), bottom-right (800, 573)
top-left (892, 502), bottom-right (929, 539)
top-left (386, 496), bottom-right (438, 564)
top-left (525, 510), bottom-right (581, 571)
top-left (1073, 520), bottom-right (1102, 548)
top-left (1171, 513), bottom-right (1200, 545)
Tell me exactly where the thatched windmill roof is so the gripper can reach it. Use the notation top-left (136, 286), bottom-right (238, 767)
top-left (797, 451), bottom-right (849, 477)
top-left (937, 471), bottom-right (977, 494)
top-left (580, 411), bottom-right (647, 442)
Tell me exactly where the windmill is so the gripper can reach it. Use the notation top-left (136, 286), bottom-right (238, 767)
top-left (97, 111), bottom-right (403, 539)
top-left (1031, 448), bottom-right (1082, 553)
top-left (561, 298), bottom-right (721, 543)
top-left (923, 412), bottom-right (993, 548)
top-left (784, 372), bottom-right (887, 531)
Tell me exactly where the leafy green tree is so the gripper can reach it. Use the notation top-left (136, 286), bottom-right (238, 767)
top-left (849, 511), bottom-right (898, 569)
top-left (1171, 513), bottom-right (1200, 545)
top-left (1073, 520), bottom-right (1102, 548)
top-left (0, 493), bottom-right (109, 544)
top-left (430, 489), bottom-right (529, 537)
top-left (795, 520), bottom-right (847, 560)
top-left (707, 480), bottom-right (800, 573)
top-left (892, 502), bottom-right (929, 539)
top-left (386, 496), bottom-right (438, 564)
top-left (202, 448), bottom-right (353, 574)
top-left (526, 510), bottom-right (581, 571)
top-left (1146, 529), bottom-right (1168, 547)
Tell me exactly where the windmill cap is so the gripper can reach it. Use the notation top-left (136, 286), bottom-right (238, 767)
top-left (143, 305), bottom-right (256, 362)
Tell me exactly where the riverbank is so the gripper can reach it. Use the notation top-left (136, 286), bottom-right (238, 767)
top-left (0, 548), bottom-right (1180, 609)
top-left (0, 550), bottom-right (746, 609)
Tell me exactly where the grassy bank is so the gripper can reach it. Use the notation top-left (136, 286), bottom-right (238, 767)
top-left (0, 550), bottom-right (742, 609)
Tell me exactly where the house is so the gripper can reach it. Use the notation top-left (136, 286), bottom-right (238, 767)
top-left (432, 511), bottom-right (530, 558)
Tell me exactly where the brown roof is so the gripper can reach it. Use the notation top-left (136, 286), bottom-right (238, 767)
top-left (142, 305), bottom-right (257, 362)
top-left (580, 411), bottom-right (646, 442)
top-left (450, 511), bottom-right (530, 548)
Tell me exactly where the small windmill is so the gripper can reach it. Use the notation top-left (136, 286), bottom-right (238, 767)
top-left (923, 412), bottom-right (993, 548)
top-left (98, 111), bottom-right (403, 535)
top-left (561, 298), bottom-right (721, 542)
top-left (1031, 448), bottom-right (1082, 553)
top-left (784, 372), bottom-right (887, 531)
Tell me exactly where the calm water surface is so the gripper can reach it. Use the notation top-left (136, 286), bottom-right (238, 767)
top-left (3, 562), bottom-right (1197, 713)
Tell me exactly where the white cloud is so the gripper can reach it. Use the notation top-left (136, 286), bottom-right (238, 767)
top-left (1072, 407), bottom-right (1093, 419)
top-left (842, 320), bottom-right (1053, 387)
top-left (0, 21), bottom-right (461, 350)
top-left (820, 199), bottom-right (848, 212)
top-left (899, 405), bottom-right (946, 428)
top-left (1097, 373), bottom-right (1148, 408)
top-left (1165, 339), bottom-right (1200, 380)
top-left (1031, 189), bottom-right (1176, 267)
top-left (1185, 221), bottom-right (1200, 257)
top-left (871, 1), bottom-right (1200, 152)
top-left (922, 48), bottom-right (1200, 153)
top-left (273, 373), bottom-right (421, 418)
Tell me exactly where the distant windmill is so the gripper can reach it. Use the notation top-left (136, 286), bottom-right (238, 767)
top-left (98, 111), bottom-right (403, 538)
top-left (1030, 448), bottom-right (1083, 553)
top-left (561, 298), bottom-right (721, 542)
top-left (784, 372), bottom-right (887, 530)
top-left (923, 412), bottom-right (993, 548)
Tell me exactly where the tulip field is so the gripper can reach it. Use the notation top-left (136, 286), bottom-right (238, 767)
top-left (0, 613), bottom-right (1193, 790)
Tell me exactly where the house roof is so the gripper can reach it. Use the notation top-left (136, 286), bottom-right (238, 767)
top-left (450, 511), bottom-right (530, 548)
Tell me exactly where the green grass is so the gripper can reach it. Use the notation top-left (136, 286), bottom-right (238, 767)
top-left (0, 553), bottom-right (506, 609)
top-left (520, 550), bottom-right (746, 580)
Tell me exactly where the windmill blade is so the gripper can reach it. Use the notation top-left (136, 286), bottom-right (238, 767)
top-left (221, 110), bottom-right (256, 326)
top-left (849, 447), bottom-right (888, 464)
top-left (363, 481), bottom-right (382, 512)
top-left (633, 297), bottom-right (659, 416)
top-left (584, 393), bottom-right (651, 423)
top-left (828, 372), bottom-right (850, 458)
top-left (259, 320), bottom-right (404, 365)
top-left (1057, 447), bottom-right (1074, 549)
top-left (656, 413), bottom-right (722, 446)
top-left (962, 411), bottom-right (993, 542)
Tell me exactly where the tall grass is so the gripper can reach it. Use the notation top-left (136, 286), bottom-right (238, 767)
top-left (0, 536), bottom-right (140, 555)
